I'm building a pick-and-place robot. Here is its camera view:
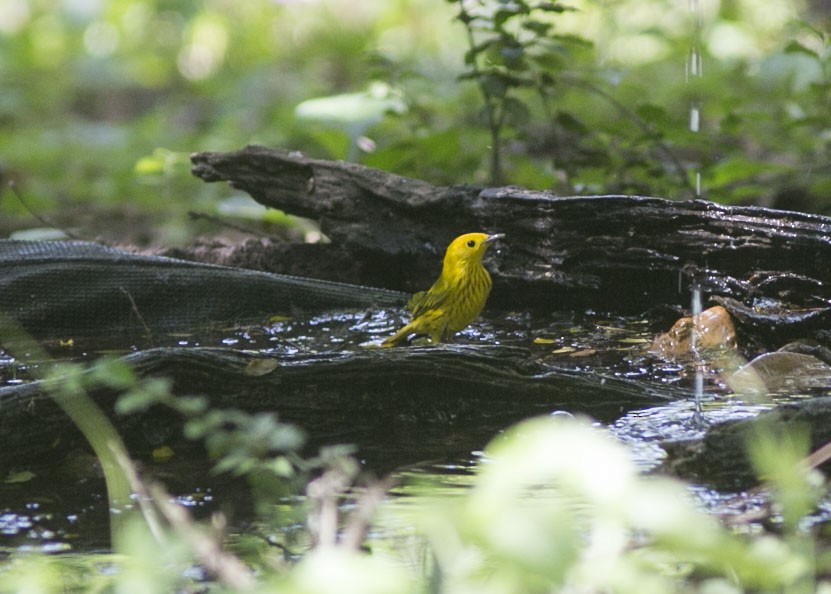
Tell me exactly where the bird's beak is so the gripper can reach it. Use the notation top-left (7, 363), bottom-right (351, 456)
top-left (484, 233), bottom-right (505, 244)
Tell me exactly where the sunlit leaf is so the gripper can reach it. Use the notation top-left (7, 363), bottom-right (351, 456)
top-left (522, 20), bottom-right (552, 36)
top-left (5, 470), bottom-right (36, 484)
top-left (295, 83), bottom-right (406, 126)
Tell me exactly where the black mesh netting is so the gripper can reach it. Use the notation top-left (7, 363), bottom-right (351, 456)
top-left (0, 240), bottom-right (406, 338)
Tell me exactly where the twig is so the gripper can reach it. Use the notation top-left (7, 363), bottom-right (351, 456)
top-left (119, 287), bottom-right (152, 338)
top-left (561, 74), bottom-right (695, 195)
top-left (340, 476), bottom-right (396, 551)
top-left (112, 445), bottom-right (256, 591)
top-left (7, 180), bottom-right (82, 239)
top-left (720, 438), bottom-right (831, 528)
top-left (306, 467), bottom-right (353, 547)
top-left (805, 439), bottom-right (831, 471)
top-left (187, 210), bottom-right (285, 241)
top-left (109, 445), bottom-right (169, 544)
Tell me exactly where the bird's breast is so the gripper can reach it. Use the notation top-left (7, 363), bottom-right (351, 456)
top-left (444, 265), bottom-right (492, 332)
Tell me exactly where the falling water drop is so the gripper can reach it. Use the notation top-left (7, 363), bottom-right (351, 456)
top-left (686, 47), bottom-right (703, 81)
top-left (689, 103), bottom-right (700, 132)
top-left (686, 0), bottom-right (705, 198)
top-left (691, 283), bottom-right (704, 427)
top-left (689, 0), bottom-right (703, 25)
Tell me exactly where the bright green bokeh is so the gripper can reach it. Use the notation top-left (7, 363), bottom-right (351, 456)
top-left (2, 0), bottom-right (829, 244)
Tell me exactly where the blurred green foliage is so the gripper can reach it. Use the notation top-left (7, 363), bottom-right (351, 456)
top-left (2, 413), bottom-right (830, 592)
top-left (2, 0), bottom-right (831, 245)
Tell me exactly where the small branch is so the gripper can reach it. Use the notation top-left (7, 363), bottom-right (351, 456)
top-left (8, 181), bottom-right (82, 240)
top-left (457, 5), bottom-right (504, 185)
top-left (119, 287), bottom-right (153, 338)
top-left (340, 476), bottom-right (396, 551)
top-left (187, 211), bottom-right (286, 241)
top-left (113, 445), bottom-right (257, 591)
top-left (562, 74), bottom-right (695, 195)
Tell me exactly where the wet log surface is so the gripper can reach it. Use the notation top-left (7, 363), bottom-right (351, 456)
top-left (190, 146), bottom-right (831, 325)
top-left (0, 345), bottom-right (677, 472)
top-left (664, 397), bottom-right (831, 491)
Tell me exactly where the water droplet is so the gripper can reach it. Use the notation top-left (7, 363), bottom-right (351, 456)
top-left (686, 48), bottom-right (703, 81)
top-left (689, 104), bottom-right (700, 132)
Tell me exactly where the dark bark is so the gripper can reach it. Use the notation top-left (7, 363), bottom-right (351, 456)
top-left (190, 146), bottom-right (831, 322)
top-left (0, 345), bottom-right (677, 472)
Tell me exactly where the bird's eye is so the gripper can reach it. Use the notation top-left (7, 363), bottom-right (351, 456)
top-left (466, 240), bottom-right (476, 248)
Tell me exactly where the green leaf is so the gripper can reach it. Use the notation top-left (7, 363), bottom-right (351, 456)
top-left (464, 39), bottom-right (497, 64)
top-left (500, 44), bottom-right (526, 69)
top-left (88, 358), bottom-right (136, 390)
top-left (747, 422), bottom-right (818, 530)
top-left (535, 1), bottom-right (574, 12)
top-left (784, 40), bottom-right (819, 60)
top-left (265, 456), bottom-right (295, 478)
top-left (551, 33), bottom-right (594, 49)
top-left (503, 96), bottom-right (532, 126)
top-left (521, 20), bottom-right (552, 36)
top-left (494, 6), bottom-right (526, 29)
top-left (173, 395), bottom-right (209, 416)
top-left (295, 83), bottom-right (405, 126)
top-left (529, 50), bottom-right (565, 71)
top-left (183, 410), bottom-right (225, 439)
top-left (707, 156), bottom-right (786, 187)
top-left (133, 155), bottom-right (165, 175)
top-left (116, 388), bottom-right (160, 415)
top-left (481, 73), bottom-right (510, 98)
top-left (720, 112), bottom-right (743, 135)
top-left (556, 111), bottom-right (588, 134)
top-left (634, 103), bottom-right (671, 126)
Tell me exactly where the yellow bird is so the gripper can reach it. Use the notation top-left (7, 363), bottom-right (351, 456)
top-left (382, 232), bottom-right (504, 347)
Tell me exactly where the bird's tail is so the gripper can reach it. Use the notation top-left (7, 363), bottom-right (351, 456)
top-left (381, 322), bottom-right (415, 348)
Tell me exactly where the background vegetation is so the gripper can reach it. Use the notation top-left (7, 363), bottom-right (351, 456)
top-left (2, 0), bottom-right (830, 245)
top-left (4, 1), bottom-right (831, 590)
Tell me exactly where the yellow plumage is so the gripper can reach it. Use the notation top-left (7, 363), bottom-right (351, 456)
top-left (382, 232), bottom-right (503, 347)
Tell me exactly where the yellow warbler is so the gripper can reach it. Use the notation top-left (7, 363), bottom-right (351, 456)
top-left (382, 232), bottom-right (503, 347)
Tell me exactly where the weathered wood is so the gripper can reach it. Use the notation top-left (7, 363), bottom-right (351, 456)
top-left (190, 146), bottom-right (831, 320)
top-left (0, 345), bottom-right (677, 471)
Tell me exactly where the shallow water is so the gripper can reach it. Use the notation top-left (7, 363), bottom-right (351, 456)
top-left (0, 308), bottom-right (826, 554)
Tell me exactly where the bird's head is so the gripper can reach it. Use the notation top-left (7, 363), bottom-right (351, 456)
top-left (443, 232), bottom-right (504, 270)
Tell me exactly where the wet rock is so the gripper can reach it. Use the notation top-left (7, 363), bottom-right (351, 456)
top-left (728, 351), bottom-right (831, 396)
top-left (663, 397), bottom-right (831, 491)
top-left (650, 305), bottom-right (737, 358)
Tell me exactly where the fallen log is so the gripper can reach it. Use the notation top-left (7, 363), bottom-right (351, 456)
top-left (0, 345), bottom-right (678, 471)
top-left (190, 146), bottom-right (831, 321)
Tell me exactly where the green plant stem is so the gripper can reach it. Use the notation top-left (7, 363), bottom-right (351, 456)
top-left (0, 312), bottom-right (135, 547)
top-left (459, 7), bottom-right (504, 185)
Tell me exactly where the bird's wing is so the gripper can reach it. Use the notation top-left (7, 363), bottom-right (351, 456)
top-left (406, 290), bottom-right (426, 313)
top-left (408, 279), bottom-right (450, 317)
